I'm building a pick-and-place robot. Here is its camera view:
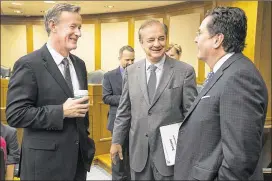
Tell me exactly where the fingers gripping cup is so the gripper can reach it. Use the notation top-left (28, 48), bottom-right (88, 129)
top-left (74, 90), bottom-right (89, 104)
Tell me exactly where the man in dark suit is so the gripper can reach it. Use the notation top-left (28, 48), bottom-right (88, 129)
top-left (102, 45), bottom-right (135, 181)
top-left (174, 7), bottom-right (268, 180)
top-left (6, 3), bottom-right (95, 180)
top-left (110, 19), bottom-right (198, 180)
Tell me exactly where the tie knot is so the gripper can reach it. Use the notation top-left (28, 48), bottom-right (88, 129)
top-left (149, 64), bottom-right (157, 72)
top-left (62, 58), bottom-right (69, 66)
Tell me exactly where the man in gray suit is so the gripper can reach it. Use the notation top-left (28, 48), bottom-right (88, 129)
top-left (174, 7), bottom-right (268, 180)
top-left (110, 19), bottom-right (198, 180)
top-left (102, 45), bottom-right (135, 180)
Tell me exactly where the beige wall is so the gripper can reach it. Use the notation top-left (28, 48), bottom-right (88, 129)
top-left (169, 13), bottom-right (200, 75)
top-left (33, 25), bottom-right (48, 51)
top-left (101, 21), bottom-right (128, 71)
top-left (1, 25), bottom-right (27, 69)
top-left (71, 24), bottom-right (95, 72)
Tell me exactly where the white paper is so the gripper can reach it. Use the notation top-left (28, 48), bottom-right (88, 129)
top-left (160, 122), bottom-right (182, 166)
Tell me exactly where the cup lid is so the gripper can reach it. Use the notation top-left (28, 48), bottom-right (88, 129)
top-left (74, 90), bottom-right (88, 96)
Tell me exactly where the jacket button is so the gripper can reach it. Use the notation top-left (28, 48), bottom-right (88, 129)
top-left (75, 140), bottom-right (79, 144)
top-left (148, 112), bottom-right (152, 116)
top-left (145, 133), bottom-right (148, 137)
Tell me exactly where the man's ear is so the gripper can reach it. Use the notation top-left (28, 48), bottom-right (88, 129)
top-left (48, 19), bottom-right (56, 33)
top-left (214, 33), bottom-right (224, 49)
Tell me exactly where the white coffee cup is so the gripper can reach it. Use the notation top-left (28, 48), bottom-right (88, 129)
top-left (74, 90), bottom-right (89, 103)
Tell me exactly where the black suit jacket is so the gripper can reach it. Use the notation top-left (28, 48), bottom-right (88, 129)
top-left (6, 44), bottom-right (95, 180)
top-left (102, 67), bottom-right (123, 132)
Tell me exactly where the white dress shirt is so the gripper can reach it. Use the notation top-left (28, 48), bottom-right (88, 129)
top-left (213, 52), bottom-right (235, 73)
top-left (46, 42), bottom-right (80, 92)
top-left (146, 55), bottom-right (166, 89)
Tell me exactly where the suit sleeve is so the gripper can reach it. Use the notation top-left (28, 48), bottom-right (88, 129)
top-left (102, 73), bottom-right (121, 106)
top-left (182, 66), bottom-right (198, 117)
top-left (218, 70), bottom-right (267, 180)
top-left (6, 129), bottom-right (20, 165)
top-left (6, 59), bottom-right (64, 130)
top-left (111, 69), bottom-right (131, 145)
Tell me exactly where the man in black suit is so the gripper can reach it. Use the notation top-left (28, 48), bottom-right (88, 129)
top-left (6, 3), bottom-right (95, 180)
top-left (102, 45), bottom-right (135, 180)
top-left (174, 7), bottom-right (268, 180)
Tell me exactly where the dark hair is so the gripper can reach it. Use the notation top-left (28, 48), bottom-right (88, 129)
top-left (44, 3), bottom-right (81, 36)
top-left (119, 45), bottom-right (134, 57)
top-left (205, 7), bottom-right (247, 53)
top-left (138, 19), bottom-right (168, 43)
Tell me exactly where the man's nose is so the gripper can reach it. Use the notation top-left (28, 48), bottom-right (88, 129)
top-left (75, 28), bottom-right (81, 37)
top-left (194, 36), bottom-right (198, 43)
top-left (154, 39), bottom-right (161, 46)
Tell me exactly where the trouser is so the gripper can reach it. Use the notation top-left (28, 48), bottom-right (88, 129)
top-left (130, 146), bottom-right (173, 180)
top-left (112, 134), bottom-right (130, 181)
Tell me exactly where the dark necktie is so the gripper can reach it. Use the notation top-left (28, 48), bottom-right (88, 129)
top-left (147, 64), bottom-right (157, 104)
top-left (62, 58), bottom-right (74, 93)
top-left (202, 71), bottom-right (214, 88)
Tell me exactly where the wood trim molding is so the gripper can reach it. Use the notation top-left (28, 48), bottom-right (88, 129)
top-left (26, 24), bottom-right (33, 53)
top-left (128, 18), bottom-right (135, 47)
top-left (95, 20), bottom-right (101, 70)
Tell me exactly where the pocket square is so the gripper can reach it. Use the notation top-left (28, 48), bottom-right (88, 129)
top-left (201, 95), bottom-right (210, 99)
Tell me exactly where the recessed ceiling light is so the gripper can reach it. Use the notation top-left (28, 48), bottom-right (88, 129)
top-left (104, 5), bottom-right (114, 9)
top-left (11, 2), bottom-right (22, 6)
top-left (14, 10), bottom-right (22, 14)
top-left (44, 1), bottom-right (55, 3)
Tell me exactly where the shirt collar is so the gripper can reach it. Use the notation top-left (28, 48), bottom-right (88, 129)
top-left (46, 42), bottom-right (71, 66)
top-left (213, 52), bottom-right (235, 73)
top-left (146, 54), bottom-right (166, 71)
top-left (119, 66), bottom-right (125, 74)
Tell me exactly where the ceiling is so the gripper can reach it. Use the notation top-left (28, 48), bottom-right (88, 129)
top-left (1, 1), bottom-right (184, 16)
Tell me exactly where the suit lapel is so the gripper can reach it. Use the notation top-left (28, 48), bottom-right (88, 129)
top-left (181, 53), bottom-right (243, 125)
top-left (41, 44), bottom-right (73, 97)
top-left (150, 57), bottom-right (174, 108)
top-left (70, 54), bottom-right (84, 90)
top-left (137, 60), bottom-right (150, 105)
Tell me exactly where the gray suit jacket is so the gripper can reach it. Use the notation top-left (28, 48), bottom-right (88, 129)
top-left (102, 67), bottom-right (123, 132)
top-left (174, 53), bottom-right (268, 180)
top-left (112, 55), bottom-right (198, 176)
top-left (0, 123), bottom-right (20, 165)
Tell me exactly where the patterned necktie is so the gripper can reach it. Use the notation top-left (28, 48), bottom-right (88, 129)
top-left (147, 64), bottom-right (157, 104)
top-left (62, 58), bottom-right (74, 93)
top-left (202, 71), bottom-right (214, 88)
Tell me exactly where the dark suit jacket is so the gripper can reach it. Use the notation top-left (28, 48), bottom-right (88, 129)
top-left (0, 123), bottom-right (20, 165)
top-left (102, 67), bottom-right (123, 132)
top-left (6, 44), bottom-right (95, 180)
top-left (174, 53), bottom-right (268, 180)
top-left (112, 56), bottom-right (198, 176)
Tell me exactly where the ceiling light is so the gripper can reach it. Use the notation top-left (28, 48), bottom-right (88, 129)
top-left (14, 10), bottom-right (22, 14)
top-left (11, 2), bottom-right (22, 6)
top-left (44, 1), bottom-right (55, 3)
top-left (104, 5), bottom-right (114, 9)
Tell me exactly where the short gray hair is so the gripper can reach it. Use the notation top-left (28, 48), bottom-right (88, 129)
top-left (138, 19), bottom-right (168, 43)
top-left (44, 3), bottom-right (81, 36)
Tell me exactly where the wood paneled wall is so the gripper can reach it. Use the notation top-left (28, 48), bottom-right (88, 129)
top-left (1, 1), bottom-right (212, 84)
